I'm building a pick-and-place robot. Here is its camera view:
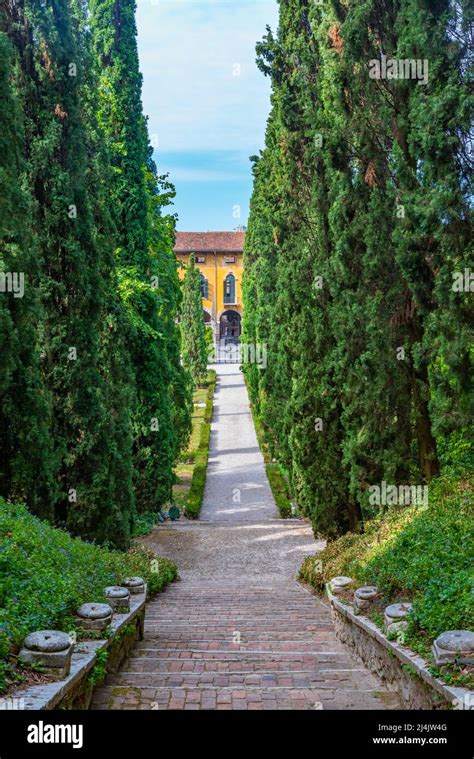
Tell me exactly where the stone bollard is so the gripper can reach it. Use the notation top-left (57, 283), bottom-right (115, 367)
top-left (122, 576), bottom-right (145, 595)
top-left (105, 586), bottom-right (130, 613)
top-left (329, 576), bottom-right (353, 596)
top-left (75, 603), bottom-right (113, 632)
top-left (19, 631), bottom-right (73, 679)
top-left (432, 630), bottom-right (474, 666)
top-left (384, 602), bottom-right (413, 634)
top-left (354, 586), bottom-right (378, 613)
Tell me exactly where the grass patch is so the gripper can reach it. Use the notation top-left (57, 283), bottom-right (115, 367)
top-left (132, 372), bottom-right (216, 534)
top-left (265, 463), bottom-right (292, 518)
top-left (299, 474), bottom-right (474, 688)
top-left (172, 370), bottom-right (216, 519)
top-left (245, 383), bottom-right (293, 518)
top-left (0, 499), bottom-right (177, 695)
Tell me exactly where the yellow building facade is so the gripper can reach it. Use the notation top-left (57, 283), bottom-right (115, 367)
top-left (174, 231), bottom-right (245, 349)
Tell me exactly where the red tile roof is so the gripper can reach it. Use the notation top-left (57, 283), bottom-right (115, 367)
top-left (174, 231), bottom-right (245, 253)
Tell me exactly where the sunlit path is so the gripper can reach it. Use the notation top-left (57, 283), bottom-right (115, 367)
top-left (91, 365), bottom-right (401, 710)
top-left (201, 364), bottom-right (278, 523)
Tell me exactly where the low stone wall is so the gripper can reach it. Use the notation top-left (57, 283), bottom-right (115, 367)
top-left (12, 591), bottom-right (146, 710)
top-left (326, 587), bottom-right (471, 710)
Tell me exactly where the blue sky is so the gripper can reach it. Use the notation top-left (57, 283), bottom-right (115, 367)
top-left (136, 0), bottom-right (278, 231)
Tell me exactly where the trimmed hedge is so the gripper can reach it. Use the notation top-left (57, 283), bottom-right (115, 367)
top-left (0, 499), bottom-right (177, 694)
top-left (244, 377), bottom-right (293, 518)
top-left (184, 370), bottom-right (216, 518)
top-left (265, 463), bottom-right (292, 519)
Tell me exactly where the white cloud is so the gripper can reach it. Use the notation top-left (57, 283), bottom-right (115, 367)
top-left (136, 0), bottom-right (278, 153)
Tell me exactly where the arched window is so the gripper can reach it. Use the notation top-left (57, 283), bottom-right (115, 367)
top-left (224, 273), bottom-right (235, 304)
top-left (200, 273), bottom-right (209, 299)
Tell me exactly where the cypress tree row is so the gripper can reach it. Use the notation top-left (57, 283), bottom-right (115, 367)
top-left (243, 0), bottom-right (473, 539)
top-left (180, 256), bottom-right (208, 388)
top-left (0, 0), bottom-right (191, 546)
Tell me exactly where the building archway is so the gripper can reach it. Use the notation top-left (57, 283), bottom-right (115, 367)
top-left (219, 309), bottom-right (241, 345)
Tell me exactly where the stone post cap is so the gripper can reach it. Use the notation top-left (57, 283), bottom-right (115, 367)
top-left (123, 577), bottom-right (145, 587)
top-left (76, 603), bottom-right (113, 620)
top-left (434, 630), bottom-right (474, 653)
top-left (105, 586), bottom-right (130, 598)
top-left (355, 586), bottom-right (378, 600)
top-left (385, 602), bottom-right (413, 619)
top-left (330, 576), bottom-right (353, 588)
top-left (23, 631), bottom-right (71, 653)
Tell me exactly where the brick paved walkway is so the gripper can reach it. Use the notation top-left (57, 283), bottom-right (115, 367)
top-left (92, 365), bottom-right (401, 710)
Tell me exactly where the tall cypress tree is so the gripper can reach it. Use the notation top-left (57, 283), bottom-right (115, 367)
top-left (0, 29), bottom-right (56, 519)
top-left (89, 0), bottom-right (188, 511)
top-left (146, 170), bottom-right (193, 457)
top-left (3, 0), bottom-right (133, 546)
top-left (71, 0), bottom-right (136, 543)
top-left (180, 256), bottom-right (208, 388)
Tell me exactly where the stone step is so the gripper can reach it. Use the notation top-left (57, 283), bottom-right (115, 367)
top-left (139, 641), bottom-right (344, 658)
top-left (91, 685), bottom-right (401, 711)
top-left (145, 631), bottom-right (333, 638)
top-left (125, 656), bottom-right (359, 671)
top-left (144, 604), bottom-right (329, 612)
top-left (145, 625), bottom-right (331, 632)
top-left (106, 670), bottom-right (381, 689)
top-left (131, 648), bottom-right (353, 662)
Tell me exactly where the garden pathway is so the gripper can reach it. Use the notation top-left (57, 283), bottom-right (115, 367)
top-left (92, 364), bottom-right (401, 710)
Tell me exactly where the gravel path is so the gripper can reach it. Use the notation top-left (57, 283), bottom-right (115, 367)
top-left (201, 364), bottom-right (278, 522)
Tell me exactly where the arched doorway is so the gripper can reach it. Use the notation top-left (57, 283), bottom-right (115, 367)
top-left (219, 310), bottom-right (241, 345)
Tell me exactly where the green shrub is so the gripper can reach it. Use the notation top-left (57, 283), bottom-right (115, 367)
top-left (184, 371), bottom-right (216, 519)
top-left (300, 475), bottom-right (473, 643)
top-left (266, 463), bottom-right (292, 518)
top-left (245, 377), bottom-right (294, 519)
top-left (0, 499), bottom-right (177, 693)
top-left (131, 511), bottom-right (161, 538)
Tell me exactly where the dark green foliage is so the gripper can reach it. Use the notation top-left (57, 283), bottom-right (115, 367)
top-left (0, 0), bottom-right (191, 544)
top-left (185, 371), bottom-right (216, 518)
top-left (89, 0), bottom-right (191, 513)
top-left (0, 31), bottom-right (56, 518)
top-left (246, 391), bottom-right (292, 518)
top-left (244, 0), bottom-right (473, 539)
top-left (180, 256), bottom-right (208, 387)
top-left (2, 0), bottom-right (132, 545)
